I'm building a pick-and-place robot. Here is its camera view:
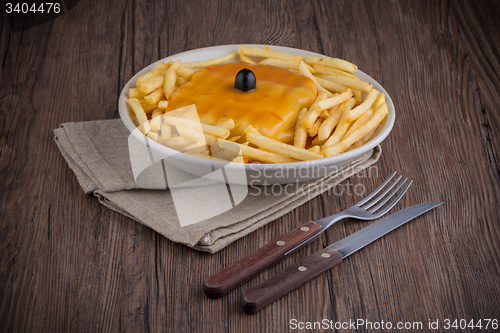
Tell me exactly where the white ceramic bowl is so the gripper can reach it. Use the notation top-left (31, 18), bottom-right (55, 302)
top-left (118, 45), bottom-right (395, 185)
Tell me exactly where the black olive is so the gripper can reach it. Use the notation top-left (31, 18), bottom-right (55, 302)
top-left (234, 68), bottom-right (256, 92)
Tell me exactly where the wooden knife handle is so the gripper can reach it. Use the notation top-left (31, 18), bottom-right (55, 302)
top-left (203, 221), bottom-right (323, 298)
top-left (240, 247), bottom-right (343, 314)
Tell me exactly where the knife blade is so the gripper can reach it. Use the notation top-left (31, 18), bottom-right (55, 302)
top-left (328, 202), bottom-right (443, 257)
top-left (240, 202), bottom-right (443, 314)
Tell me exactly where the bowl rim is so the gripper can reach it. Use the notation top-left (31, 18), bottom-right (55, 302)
top-left (118, 44), bottom-right (395, 171)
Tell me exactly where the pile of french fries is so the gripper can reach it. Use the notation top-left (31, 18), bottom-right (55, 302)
top-left (127, 46), bottom-right (389, 163)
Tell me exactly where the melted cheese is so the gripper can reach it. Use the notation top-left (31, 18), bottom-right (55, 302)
top-left (165, 62), bottom-right (317, 142)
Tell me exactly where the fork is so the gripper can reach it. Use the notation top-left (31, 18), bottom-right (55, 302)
top-left (203, 172), bottom-right (412, 298)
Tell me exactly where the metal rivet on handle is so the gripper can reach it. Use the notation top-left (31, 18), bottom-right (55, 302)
top-left (322, 253), bottom-right (331, 258)
top-left (301, 227), bottom-right (310, 232)
top-left (276, 241), bottom-right (285, 246)
top-left (298, 266), bottom-right (307, 271)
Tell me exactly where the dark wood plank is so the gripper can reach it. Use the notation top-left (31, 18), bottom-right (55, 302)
top-left (1, 0), bottom-right (499, 332)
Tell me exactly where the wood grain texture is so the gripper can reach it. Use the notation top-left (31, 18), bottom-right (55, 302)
top-left (1, 0), bottom-right (499, 332)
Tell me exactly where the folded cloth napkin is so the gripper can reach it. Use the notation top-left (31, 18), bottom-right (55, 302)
top-left (54, 119), bottom-right (381, 253)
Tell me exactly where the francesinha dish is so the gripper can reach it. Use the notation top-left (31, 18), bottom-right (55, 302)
top-left (165, 62), bottom-right (317, 143)
top-left (126, 46), bottom-right (389, 163)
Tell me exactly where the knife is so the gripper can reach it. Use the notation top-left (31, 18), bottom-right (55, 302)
top-left (204, 173), bottom-right (411, 298)
top-left (240, 202), bottom-right (443, 314)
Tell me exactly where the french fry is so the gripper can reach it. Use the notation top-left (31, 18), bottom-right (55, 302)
top-left (144, 87), bottom-right (164, 105)
top-left (344, 108), bottom-right (374, 138)
top-left (346, 128), bottom-right (376, 151)
top-left (308, 145), bottom-right (321, 154)
top-left (183, 141), bottom-right (207, 154)
top-left (156, 136), bottom-right (165, 145)
top-left (165, 136), bottom-right (192, 148)
top-left (163, 116), bottom-right (230, 138)
top-left (176, 125), bottom-right (205, 143)
top-left (303, 56), bottom-right (322, 66)
top-left (264, 46), bottom-right (274, 51)
top-left (319, 110), bottom-right (330, 119)
top-left (226, 136), bottom-right (240, 142)
top-left (128, 98), bottom-right (150, 133)
top-left (314, 89), bottom-right (352, 113)
top-left (314, 77), bottom-right (348, 93)
top-left (164, 113), bottom-right (204, 131)
top-left (177, 65), bottom-right (195, 80)
top-left (238, 54), bottom-right (257, 65)
top-left (259, 58), bottom-right (315, 73)
top-left (372, 93), bottom-right (385, 110)
top-left (298, 61), bottom-right (332, 97)
top-left (147, 131), bottom-right (159, 141)
top-left (300, 92), bottom-right (327, 131)
top-left (215, 119), bottom-right (235, 130)
top-left (259, 58), bottom-right (298, 70)
top-left (313, 65), bottom-right (359, 80)
top-left (163, 60), bottom-right (181, 100)
top-left (164, 60), bottom-right (174, 71)
top-left (322, 118), bottom-right (350, 149)
top-left (136, 62), bottom-right (168, 86)
top-left (343, 88), bottom-right (379, 122)
top-left (238, 46), bottom-right (302, 62)
top-left (321, 100), bottom-right (358, 147)
top-left (158, 101), bottom-right (169, 109)
top-left (294, 108), bottom-right (308, 148)
top-left (129, 87), bottom-right (146, 99)
top-left (161, 123), bottom-right (171, 141)
top-left (152, 108), bottom-right (164, 118)
top-left (318, 57), bottom-right (357, 73)
top-left (247, 132), bottom-right (322, 160)
top-left (350, 88), bottom-right (362, 101)
top-left (322, 103), bottom-right (388, 157)
top-left (317, 98), bottom-right (355, 141)
top-left (307, 118), bottom-right (323, 137)
top-left (176, 76), bottom-right (188, 86)
top-left (302, 90), bottom-right (351, 129)
top-left (218, 139), bottom-right (295, 164)
top-left (368, 113), bottom-right (386, 140)
top-left (150, 108), bottom-right (164, 131)
top-left (210, 145), bottom-right (242, 161)
top-left (139, 75), bottom-right (164, 95)
top-left (311, 136), bottom-right (326, 146)
top-left (183, 52), bottom-right (238, 68)
top-left (204, 133), bottom-right (220, 143)
top-left (316, 75), bottom-right (372, 92)
top-left (243, 125), bottom-right (260, 136)
top-left (140, 100), bottom-right (158, 113)
top-left (239, 53), bottom-right (257, 65)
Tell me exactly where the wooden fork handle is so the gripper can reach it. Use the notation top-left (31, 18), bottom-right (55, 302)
top-left (203, 221), bottom-right (323, 298)
top-left (241, 247), bottom-right (343, 314)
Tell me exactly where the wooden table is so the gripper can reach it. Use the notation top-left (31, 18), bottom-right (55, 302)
top-left (1, 0), bottom-right (499, 332)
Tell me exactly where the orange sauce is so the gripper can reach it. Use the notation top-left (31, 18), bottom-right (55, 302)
top-left (165, 62), bottom-right (317, 142)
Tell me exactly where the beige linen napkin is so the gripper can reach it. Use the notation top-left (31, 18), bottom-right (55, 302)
top-left (54, 119), bottom-right (381, 253)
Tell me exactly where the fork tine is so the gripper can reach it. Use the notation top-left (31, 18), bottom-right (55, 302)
top-left (355, 172), bottom-right (397, 206)
top-left (372, 180), bottom-right (413, 216)
top-left (362, 175), bottom-right (402, 209)
top-left (369, 178), bottom-right (407, 212)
